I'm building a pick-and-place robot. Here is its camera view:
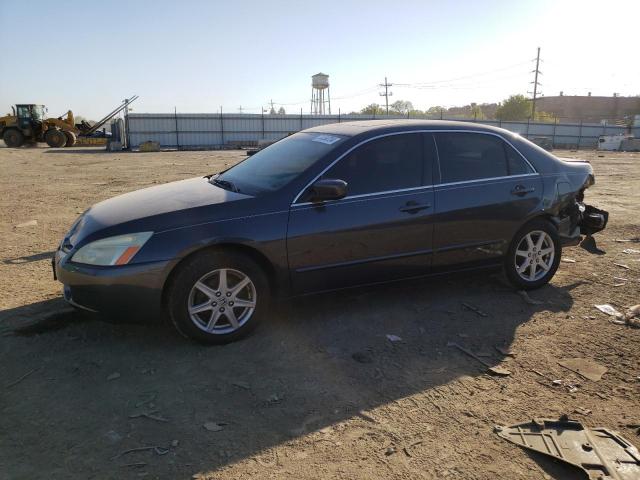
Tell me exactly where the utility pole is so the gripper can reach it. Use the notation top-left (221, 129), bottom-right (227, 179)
top-left (238, 105), bottom-right (244, 114)
top-left (529, 47), bottom-right (542, 120)
top-left (269, 99), bottom-right (275, 114)
top-left (379, 76), bottom-right (393, 115)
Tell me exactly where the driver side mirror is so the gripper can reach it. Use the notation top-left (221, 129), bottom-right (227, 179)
top-left (309, 178), bottom-right (347, 202)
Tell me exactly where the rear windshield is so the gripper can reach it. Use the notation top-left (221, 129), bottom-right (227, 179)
top-left (214, 132), bottom-right (347, 195)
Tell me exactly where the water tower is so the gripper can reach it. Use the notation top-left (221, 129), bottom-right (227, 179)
top-left (310, 73), bottom-right (331, 115)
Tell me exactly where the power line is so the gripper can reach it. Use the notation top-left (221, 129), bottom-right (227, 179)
top-left (394, 61), bottom-right (530, 88)
top-left (379, 76), bottom-right (393, 114)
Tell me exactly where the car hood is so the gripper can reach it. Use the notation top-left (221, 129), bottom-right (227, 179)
top-left (67, 177), bottom-right (251, 247)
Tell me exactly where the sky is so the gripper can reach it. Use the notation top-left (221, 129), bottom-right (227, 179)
top-left (1, 0), bottom-right (639, 119)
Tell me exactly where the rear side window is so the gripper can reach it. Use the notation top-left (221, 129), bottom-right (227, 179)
top-left (434, 132), bottom-right (507, 183)
top-left (505, 143), bottom-right (534, 175)
top-left (322, 133), bottom-right (424, 196)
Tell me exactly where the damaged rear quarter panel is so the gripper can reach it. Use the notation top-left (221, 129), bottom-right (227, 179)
top-left (510, 135), bottom-right (603, 239)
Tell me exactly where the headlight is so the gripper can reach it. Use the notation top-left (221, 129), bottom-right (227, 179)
top-left (71, 232), bottom-right (153, 266)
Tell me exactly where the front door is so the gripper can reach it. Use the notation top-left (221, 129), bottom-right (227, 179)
top-left (287, 133), bottom-right (437, 294)
top-left (431, 132), bottom-right (543, 269)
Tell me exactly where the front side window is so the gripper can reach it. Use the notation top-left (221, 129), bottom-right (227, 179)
top-left (320, 133), bottom-right (424, 197)
top-left (435, 132), bottom-right (508, 183)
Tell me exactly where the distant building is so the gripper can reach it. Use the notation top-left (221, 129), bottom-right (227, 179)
top-left (536, 95), bottom-right (640, 124)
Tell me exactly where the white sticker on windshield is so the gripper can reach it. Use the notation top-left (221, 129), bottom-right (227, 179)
top-left (312, 134), bottom-right (341, 145)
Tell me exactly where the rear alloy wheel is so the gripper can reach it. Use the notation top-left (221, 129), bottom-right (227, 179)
top-left (3, 129), bottom-right (25, 148)
top-left (167, 250), bottom-right (270, 344)
top-left (45, 129), bottom-right (67, 148)
top-left (64, 131), bottom-right (77, 147)
top-left (504, 219), bottom-right (561, 290)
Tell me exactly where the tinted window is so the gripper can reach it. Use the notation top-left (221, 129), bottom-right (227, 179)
top-left (321, 133), bottom-right (424, 196)
top-left (435, 133), bottom-right (507, 183)
top-left (217, 132), bottom-right (347, 195)
top-left (505, 143), bottom-right (534, 175)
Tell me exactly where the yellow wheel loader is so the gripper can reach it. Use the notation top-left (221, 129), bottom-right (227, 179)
top-left (0, 96), bottom-right (137, 148)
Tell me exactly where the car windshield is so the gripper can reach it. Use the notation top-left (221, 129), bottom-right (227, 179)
top-left (213, 132), bottom-right (347, 195)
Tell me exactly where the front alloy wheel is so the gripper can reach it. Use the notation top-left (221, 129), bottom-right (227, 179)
top-left (167, 250), bottom-right (269, 344)
top-left (188, 268), bottom-right (257, 335)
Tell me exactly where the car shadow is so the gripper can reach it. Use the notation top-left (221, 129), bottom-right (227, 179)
top-left (1, 272), bottom-right (582, 479)
top-left (3, 251), bottom-right (55, 265)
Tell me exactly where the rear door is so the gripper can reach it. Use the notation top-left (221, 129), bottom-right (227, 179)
top-left (432, 132), bottom-right (542, 270)
top-left (287, 133), bottom-right (437, 294)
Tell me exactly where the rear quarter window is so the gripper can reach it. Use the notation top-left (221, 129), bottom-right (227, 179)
top-left (505, 142), bottom-right (535, 175)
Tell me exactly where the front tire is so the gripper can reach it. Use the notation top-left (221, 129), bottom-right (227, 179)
top-left (64, 131), bottom-right (77, 147)
top-left (166, 250), bottom-right (270, 344)
top-left (45, 129), bottom-right (67, 148)
top-left (504, 219), bottom-right (561, 290)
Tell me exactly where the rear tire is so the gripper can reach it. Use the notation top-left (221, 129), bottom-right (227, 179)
top-left (504, 218), bottom-right (562, 290)
top-left (64, 131), bottom-right (77, 147)
top-left (45, 129), bottom-right (67, 148)
top-left (166, 250), bottom-right (270, 344)
top-left (3, 129), bottom-right (25, 148)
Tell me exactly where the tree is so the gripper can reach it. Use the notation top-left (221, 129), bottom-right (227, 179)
top-left (495, 94), bottom-right (531, 121)
top-left (426, 106), bottom-right (445, 117)
top-left (360, 103), bottom-right (385, 115)
top-left (277, 107), bottom-right (286, 115)
top-left (534, 110), bottom-right (556, 123)
top-left (470, 103), bottom-right (485, 120)
top-left (390, 100), bottom-right (414, 115)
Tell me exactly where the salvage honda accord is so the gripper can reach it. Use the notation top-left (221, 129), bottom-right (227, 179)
top-left (54, 120), bottom-right (608, 343)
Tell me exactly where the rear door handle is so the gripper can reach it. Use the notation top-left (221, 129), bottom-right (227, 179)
top-left (510, 185), bottom-right (535, 196)
top-left (399, 201), bottom-right (431, 214)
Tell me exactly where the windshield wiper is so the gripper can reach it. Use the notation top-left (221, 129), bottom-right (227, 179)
top-left (211, 177), bottom-right (240, 193)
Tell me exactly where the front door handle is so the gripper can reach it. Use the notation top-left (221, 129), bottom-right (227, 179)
top-left (399, 201), bottom-right (431, 214)
top-left (510, 185), bottom-right (535, 196)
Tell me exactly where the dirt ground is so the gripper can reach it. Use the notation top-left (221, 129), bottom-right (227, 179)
top-left (1, 145), bottom-right (639, 480)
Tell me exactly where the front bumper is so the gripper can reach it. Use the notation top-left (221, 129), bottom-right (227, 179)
top-left (53, 249), bottom-right (171, 320)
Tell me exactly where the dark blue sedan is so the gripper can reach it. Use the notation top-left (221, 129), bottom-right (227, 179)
top-left (54, 120), bottom-right (608, 343)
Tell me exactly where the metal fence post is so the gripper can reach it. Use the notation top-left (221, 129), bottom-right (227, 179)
top-left (220, 106), bottom-right (224, 147)
top-left (174, 106), bottom-right (179, 149)
top-left (577, 120), bottom-right (583, 149)
top-left (261, 109), bottom-right (265, 139)
top-left (123, 98), bottom-right (130, 149)
top-left (338, 108), bottom-right (341, 123)
top-left (300, 108), bottom-right (303, 130)
top-left (526, 118), bottom-right (530, 139)
top-left (552, 118), bottom-right (557, 148)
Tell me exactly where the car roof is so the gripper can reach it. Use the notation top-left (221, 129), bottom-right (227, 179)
top-left (306, 119), bottom-right (513, 138)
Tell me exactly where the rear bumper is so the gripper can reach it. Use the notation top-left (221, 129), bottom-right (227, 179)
top-left (53, 250), bottom-right (170, 320)
top-left (553, 203), bottom-right (608, 246)
top-left (578, 204), bottom-right (609, 236)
